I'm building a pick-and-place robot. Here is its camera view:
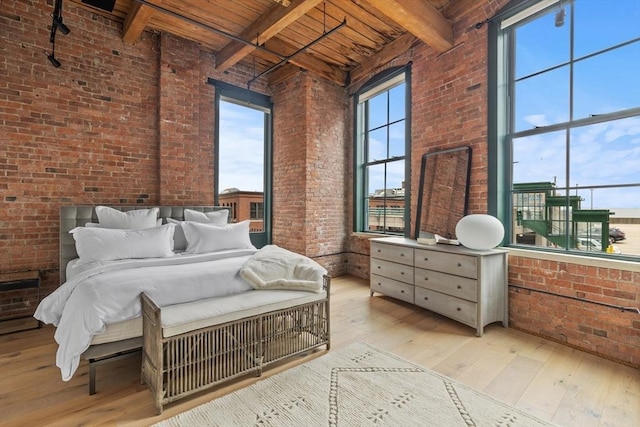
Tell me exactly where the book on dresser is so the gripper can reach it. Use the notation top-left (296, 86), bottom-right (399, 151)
top-left (369, 236), bottom-right (508, 337)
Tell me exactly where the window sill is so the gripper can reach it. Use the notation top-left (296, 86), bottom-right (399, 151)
top-left (507, 247), bottom-right (640, 272)
top-left (350, 232), bottom-right (397, 239)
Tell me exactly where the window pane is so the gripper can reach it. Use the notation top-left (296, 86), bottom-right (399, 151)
top-left (386, 159), bottom-right (405, 191)
top-left (218, 101), bottom-right (264, 192)
top-left (573, 43), bottom-right (640, 119)
top-left (218, 100), bottom-right (265, 234)
top-left (388, 121), bottom-right (405, 158)
top-left (514, 66), bottom-right (569, 131)
top-left (514, 6), bottom-right (570, 79)
top-left (574, 0), bottom-right (640, 58)
top-left (366, 163), bottom-right (386, 199)
top-left (366, 161), bottom-right (405, 233)
top-left (576, 186), bottom-right (640, 213)
top-left (366, 163), bottom-right (386, 232)
top-left (513, 131), bottom-right (567, 188)
top-left (367, 127), bottom-right (388, 162)
top-left (389, 83), bottom-right (405, 123)
top-left (367, 92), bottom-right (388, 130)
top-left (570, 116), bottom-right (640, 189)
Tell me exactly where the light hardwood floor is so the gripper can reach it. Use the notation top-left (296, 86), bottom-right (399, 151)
top-left (1, 275), bottom-right (638, 426)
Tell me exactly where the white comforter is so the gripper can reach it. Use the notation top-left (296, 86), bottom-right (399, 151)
top-left (34, 249), bottom-right (256, 381)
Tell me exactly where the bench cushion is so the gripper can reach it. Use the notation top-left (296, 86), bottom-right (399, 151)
top-left (161, 290), bottom-right (327, 338)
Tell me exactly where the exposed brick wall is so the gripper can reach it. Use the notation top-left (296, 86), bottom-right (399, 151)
top-left (158, 33), bottom-right (210, 204)
top-left (272, 74), bottom-right (309, 255)
top-left (1, 1), bottom-right (161, 298)
top-left (272, 72), bottom-right (349, 276)
top-left (509, 254), bottom-right (640, 366)
top-left (347, 235), bottom-right (372, 280)
top-left (0, 288), bottom-right (39, 321)
top-left (305, 75), bottom-right (348, 272)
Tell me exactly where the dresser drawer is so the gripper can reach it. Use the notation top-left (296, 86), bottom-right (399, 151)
top-left (371, 258), bottom-right (413, 284)
top-left (414, 287), bottom-right (477, 327)
top-left (370, 274), bottom-right (414, 303)
top-left (415, 268), bottom-right (478, 302)
top-left (371, 242), bottom-right (414, 266)
top-left (414, 249), bottom-right (477, 279)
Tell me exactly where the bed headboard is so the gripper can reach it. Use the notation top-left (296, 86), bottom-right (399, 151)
top-left (59, 206), bottom-right (231, 284)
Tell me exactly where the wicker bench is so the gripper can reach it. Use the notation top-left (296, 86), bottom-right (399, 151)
top-left (141, 276), bottom-right (331, 414)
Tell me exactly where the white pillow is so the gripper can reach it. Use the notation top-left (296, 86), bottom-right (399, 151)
top-left (85, 218), bottom-right (162, 228)
top-left (184, 208), bottom-right (229, 225)
top-left (183, 221), bottom-right (255, 254)
top-left (95, 206), bottom-right (159, 229)
top-left (166, 218), bottom-right (188, 251)
top-left (71, 224), bottom-right (175, 262)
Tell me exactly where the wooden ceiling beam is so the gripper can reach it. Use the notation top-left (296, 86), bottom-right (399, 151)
top-left (122, 2), bottom-right (156, 44)
top-left (355, 0), bottom-right (453, 52)
top-left (443, 0), bottom-right (485, 19)
top-left (348, 33), bottom-right (419, 87)
top-left (215, 0), bottom-right (324, 71)
top-left (267, 63), bottom-right (302, 86)
top-left (265, 38), bottom-right (347, 85)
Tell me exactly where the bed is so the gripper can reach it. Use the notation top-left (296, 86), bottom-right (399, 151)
top-left (34, 205), bottom-right (328, 388)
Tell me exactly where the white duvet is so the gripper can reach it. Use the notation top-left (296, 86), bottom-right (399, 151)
top-left (34, 249), bottom-right (256, 381)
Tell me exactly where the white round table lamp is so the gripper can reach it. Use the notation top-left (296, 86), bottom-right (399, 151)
top-left (455, 214), bottom-right (504, 250)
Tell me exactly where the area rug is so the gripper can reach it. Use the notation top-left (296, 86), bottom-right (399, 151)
top-left (154, 342), bottom-right (556, 427)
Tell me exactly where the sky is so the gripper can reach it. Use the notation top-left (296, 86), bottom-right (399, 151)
top-left (218, 100), bottom-right (265, 193)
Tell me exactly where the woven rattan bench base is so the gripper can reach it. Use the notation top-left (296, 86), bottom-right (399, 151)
top-left (141, 277), bottom-right (331, 414)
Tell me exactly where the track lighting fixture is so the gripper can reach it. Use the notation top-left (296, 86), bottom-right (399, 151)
top-left (46, 0), bottom-right (70, 68)
top-left (48, 53), bottom-right (62, 68)
top-left (53, 15), bottom-right (71, 35)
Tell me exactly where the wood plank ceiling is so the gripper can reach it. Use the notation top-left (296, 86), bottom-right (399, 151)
top-left (67, 0), bottom-right (483, 87)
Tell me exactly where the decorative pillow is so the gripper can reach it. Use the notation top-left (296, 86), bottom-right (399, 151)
top-left (183, 220), bottom-right (255, 254)
top-left (166, 218), bottom-right (188, 251)
top-left (71, 224), bottom-right (175, 262)
top-left (184, 208), bottom-right (229, 225)
top-left (95, 206), bottom-right (159, 229)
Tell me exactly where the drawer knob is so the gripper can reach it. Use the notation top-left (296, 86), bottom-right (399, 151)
top-left (457, 285), bottom-right (462, 289)
top-left (401, 272), bottom-right (404, 275)
top-left (424, 297), bottom-right (429, 300)
top-left (401, 290), bottom-right (405, 293)
top-left (424, 257), bottom-right (429, 261)
top-left (400, 253), bottom-right (404, 257)
top-left (377, 249), bottom-right (381, 252)
top-left (457, 307), bottom-right (461, 311)
top-left (424, 277), bottom-right (429, 281)
top-left (377, 283), bottom-right (381, 286)
top-left (377, 266), bottom-right (381, 269)
top-left (457, 263), bottom-right (462, 267)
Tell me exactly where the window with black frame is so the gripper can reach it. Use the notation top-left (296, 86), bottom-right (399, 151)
top-left (491, 0), bottom-right (640, 258)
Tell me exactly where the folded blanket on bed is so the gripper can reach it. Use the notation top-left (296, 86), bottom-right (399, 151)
top-left (239, 245), bottom-right (327, 293)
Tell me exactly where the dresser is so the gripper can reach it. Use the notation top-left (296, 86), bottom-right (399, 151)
top-left (370, 237), bottom-right (508, 336)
